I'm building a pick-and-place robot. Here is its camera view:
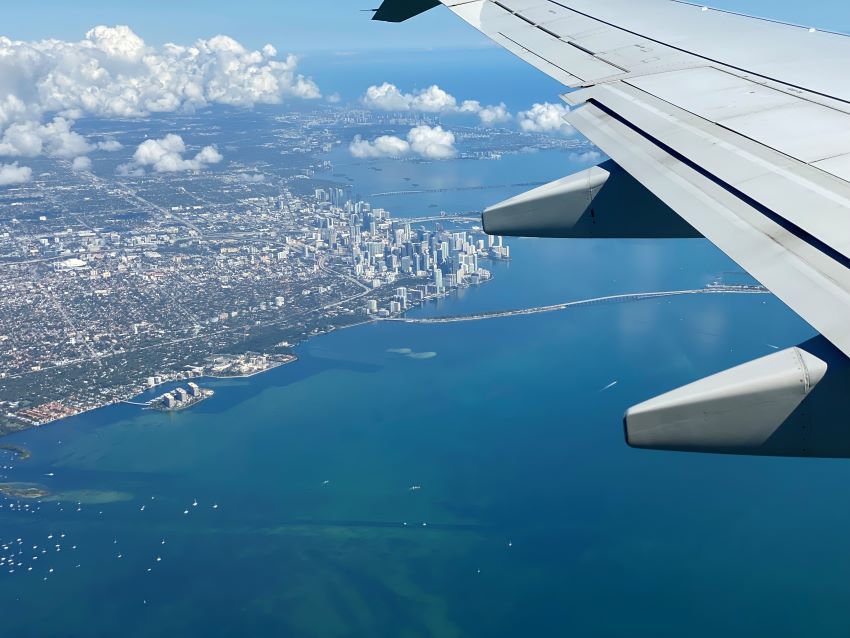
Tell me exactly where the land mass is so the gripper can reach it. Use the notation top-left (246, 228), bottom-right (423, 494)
top-left (0, 444), bottom-right (31, 460)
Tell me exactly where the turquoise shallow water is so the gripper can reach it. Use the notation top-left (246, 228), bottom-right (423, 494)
top-left (2, 230), bottom-right (848, 637)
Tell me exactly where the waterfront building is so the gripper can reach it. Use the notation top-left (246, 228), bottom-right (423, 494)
top-left (434, 269), bottom-right (443, 291)
top-left (395, 287), bottom-right (408, 308)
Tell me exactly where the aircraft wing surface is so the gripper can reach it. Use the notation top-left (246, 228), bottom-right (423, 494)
top-left (374, 1), bottom-right (850, 457)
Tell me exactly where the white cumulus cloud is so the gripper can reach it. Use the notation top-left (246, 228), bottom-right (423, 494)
top-left (349, 125), bottom-right (456, 160)
top-left (120, 134), bottom-right (223, 174)
top-left (407, 125), bottom-right (456, 159)
top-left (570, 150), bottom-right (603, 163)
top-left (362, 83), bottom-right (416, 111)
top-left (408, 85), bottom-right (458, 113)
top-left (72, 156), bottom-right (92, 171)
top-left (349, 134), bottom-right (411, 159)
top-left (96, 139), bottom-right (123, 152)
top-left (0, 117), bottom-right (92, 159)
top-left (363, 83), bottom-right (458, 113)
top-left (362, 83), bottom-right (512, 126)
top-left (0, 26), bottom-right (320, 167)
top-left (479, 103), bottom-right (512, 126)
top-left (0, 162), bottom-right (32, 186)
top-left (517, 102), bottom-right (574, 135)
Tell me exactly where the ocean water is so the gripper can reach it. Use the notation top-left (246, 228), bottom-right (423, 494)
top-left (3, 53), bottom-right (850, 638)
top-left (328, 148), bottom-right (599, 218)
top-left (1, 225), bottom-right (845, 637)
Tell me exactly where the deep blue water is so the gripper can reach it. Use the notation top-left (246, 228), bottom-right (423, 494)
top-left (1, 51), bottom-right (849, 638)
top-left (0, 228), bottom-right (838, 637)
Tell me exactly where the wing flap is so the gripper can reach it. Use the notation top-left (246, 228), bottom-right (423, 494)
top-left (573, 81), bottom-right (850, 261)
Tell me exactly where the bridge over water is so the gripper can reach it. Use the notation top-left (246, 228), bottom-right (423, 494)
top-left (392, 215), bottom-right (480, 224)
top-left (382, 287), bottom-right (770, 324)
top-left (370, 181), bottom-right (547, 198)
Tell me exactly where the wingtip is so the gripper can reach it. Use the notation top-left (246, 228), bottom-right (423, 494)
top-left (372, 0), bottom-right (440, 22)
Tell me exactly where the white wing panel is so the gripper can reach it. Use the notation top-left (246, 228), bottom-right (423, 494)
top-left (721, 104), bottom-right (850, 165)
top-left (577, 83), bottom-right (850, 263)
top-left (626, 67), bottom-right (850, 178)
top-left (496, 23), bottom-right (626, 81)
top-left (540, 0), bottom-right (850, 102)
top-left (567, 101), bottom-right (850, 358)
top-left (443, 0), bottom-right (850, 104)
top-left (627, 68), bottom-right (799, 121)
top-left (813, 155), bottom-right (850, 183)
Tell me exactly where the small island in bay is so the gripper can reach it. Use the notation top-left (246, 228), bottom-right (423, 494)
top-left (0, 482), bottom-right (50, 499)
top-left (0, 444), bottom-right (32, 460)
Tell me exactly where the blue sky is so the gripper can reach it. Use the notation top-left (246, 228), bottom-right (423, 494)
top-left (1, 1), bottom-right (848, 52)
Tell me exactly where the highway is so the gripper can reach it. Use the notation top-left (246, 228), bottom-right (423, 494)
top-left (382, 287), bottom-right (770, 324)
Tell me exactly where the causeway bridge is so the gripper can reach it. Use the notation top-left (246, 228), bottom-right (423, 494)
top-left (370, 181), bottom-right (547, 198)
top-left (382, 287), bottom-right (770, 324)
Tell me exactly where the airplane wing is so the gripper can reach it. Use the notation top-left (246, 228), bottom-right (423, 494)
top-left (373, 0), bottom-right (850, 458)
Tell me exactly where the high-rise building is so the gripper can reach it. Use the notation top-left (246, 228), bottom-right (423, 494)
top-left (434, 269), bottom-right (443, 291)
top-left (395, 287), bottom-right (408, 308)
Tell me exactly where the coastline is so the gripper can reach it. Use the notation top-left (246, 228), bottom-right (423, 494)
top-left (0, 282), bottom-right (767, 437)
top-left (207, 356), bottom-right (298, 379)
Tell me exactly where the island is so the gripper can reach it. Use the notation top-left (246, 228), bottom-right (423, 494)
top-left (0, 483), bottom-right (50, 499)
top-left (0, 444), bottom-right (31, 460)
